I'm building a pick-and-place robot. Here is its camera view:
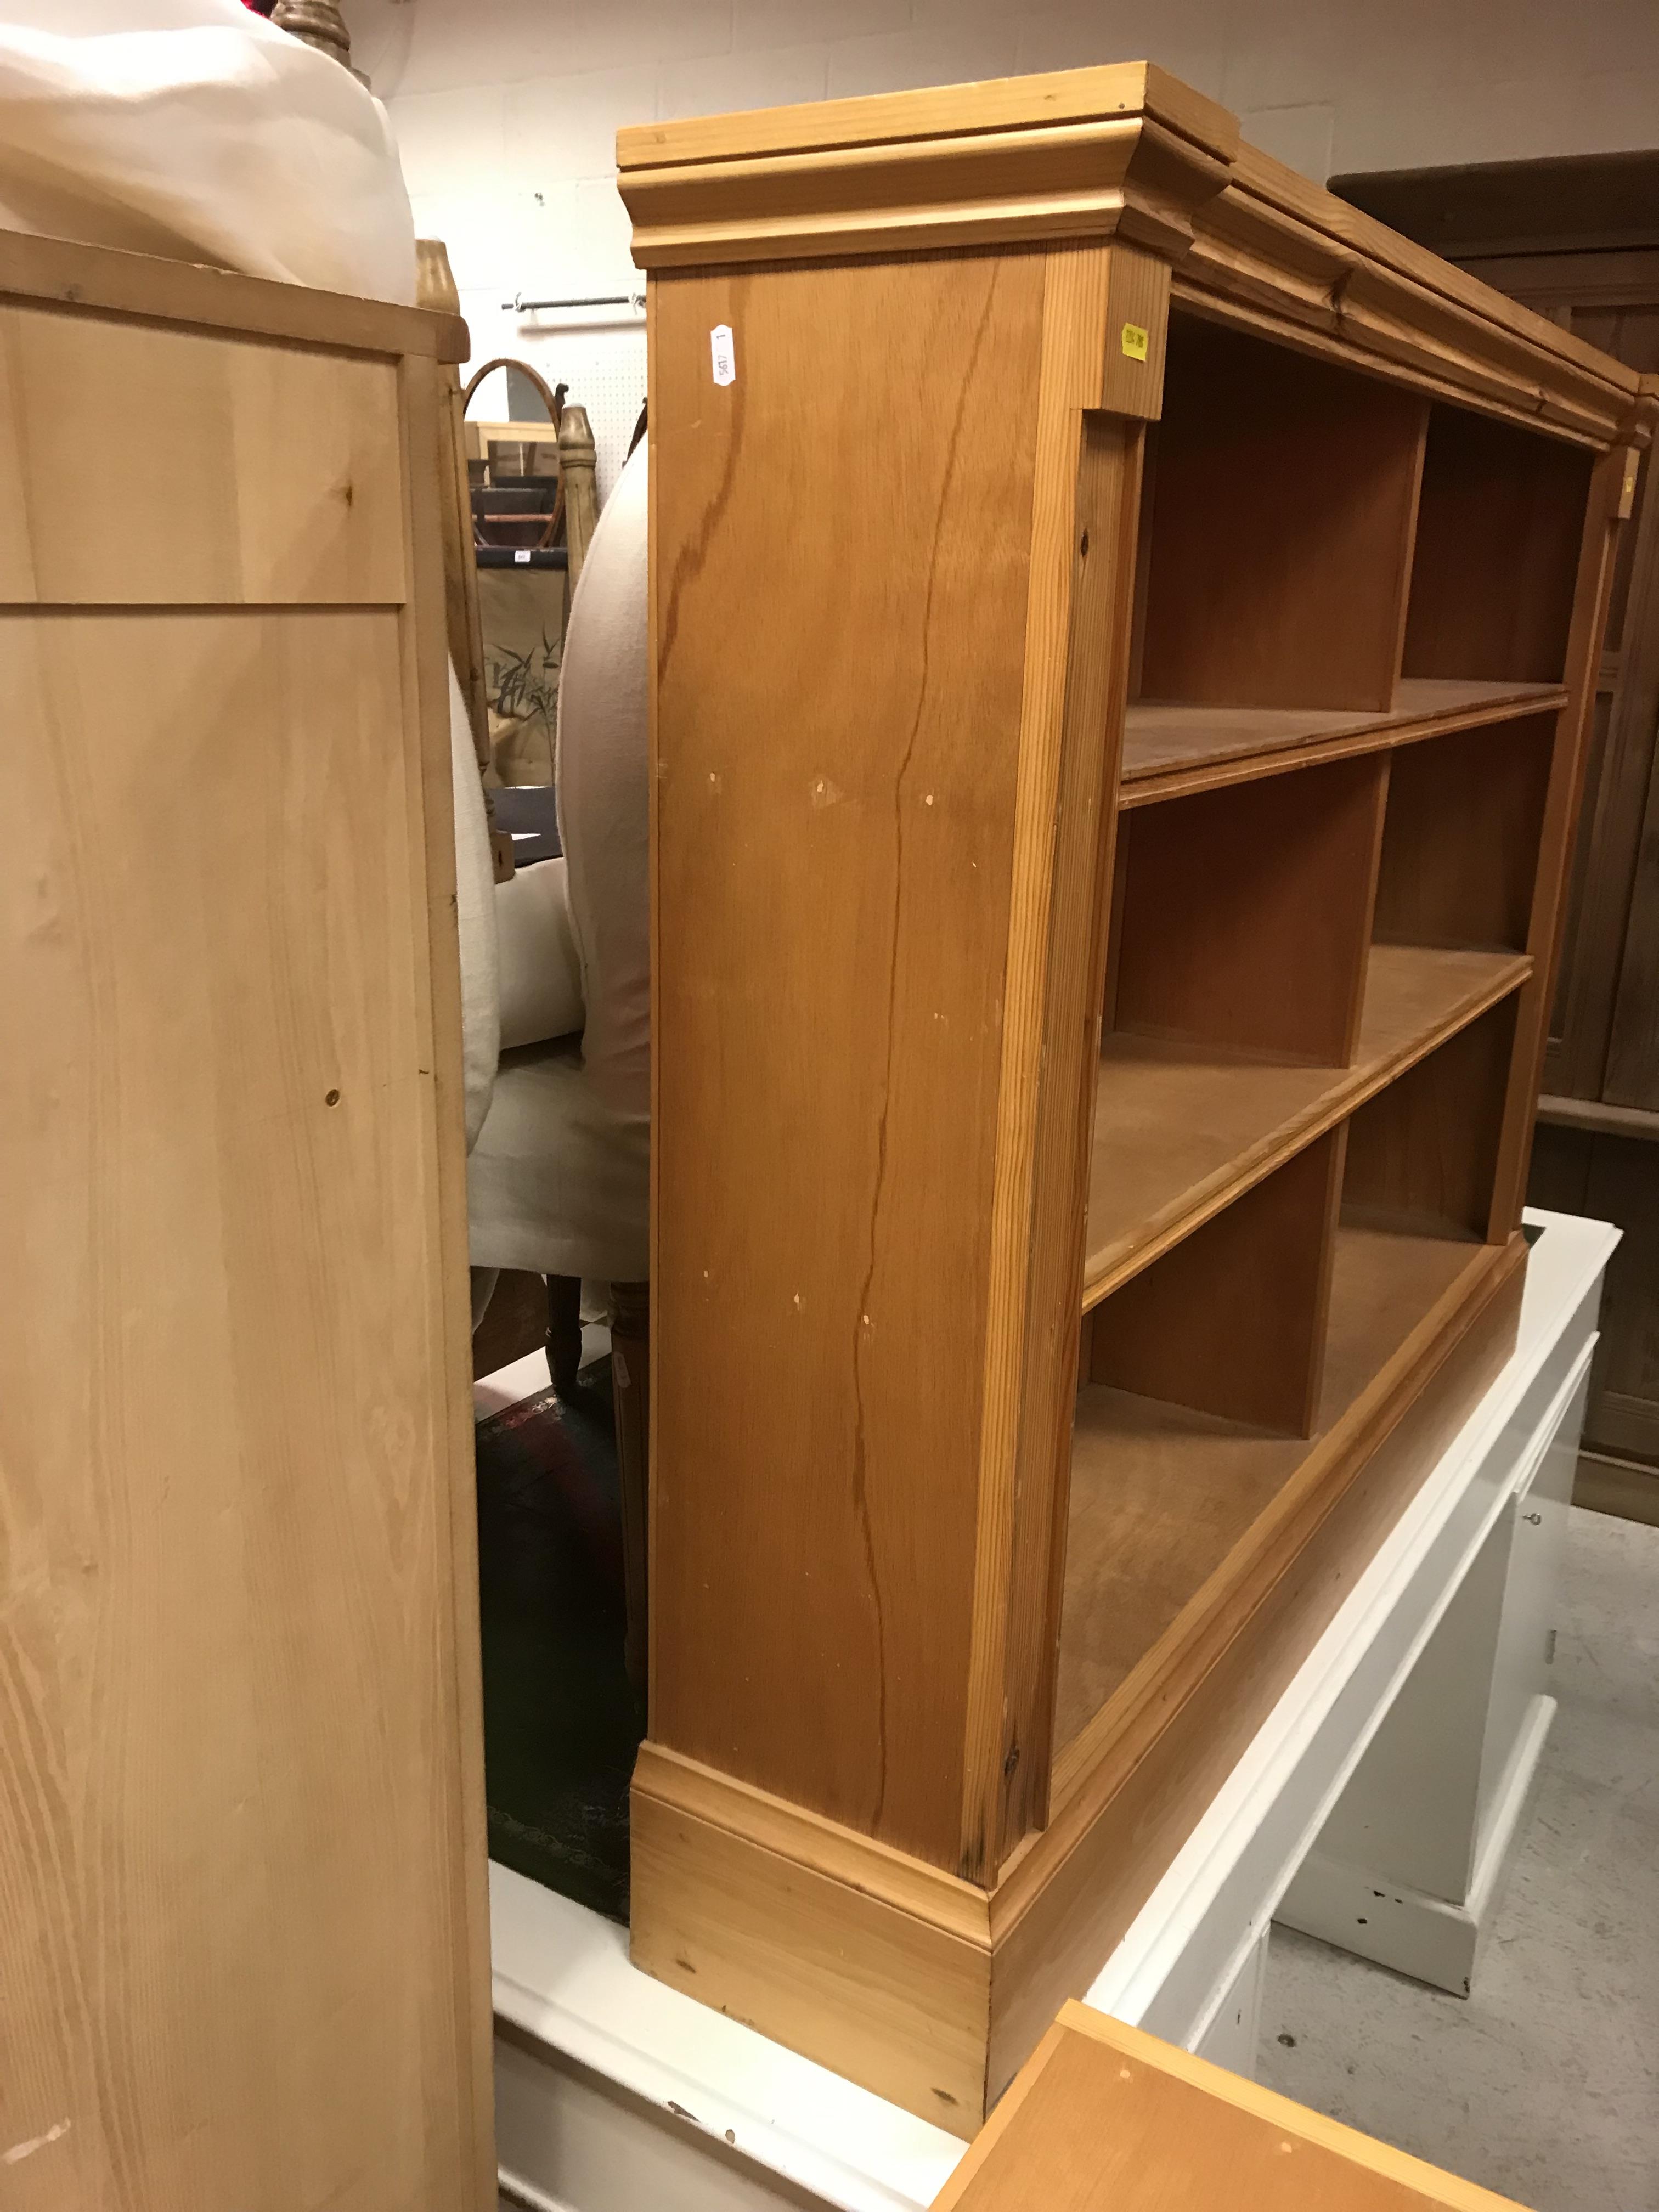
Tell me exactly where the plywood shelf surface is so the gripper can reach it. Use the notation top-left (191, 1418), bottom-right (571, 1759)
top-left (1084, 943), bottom-right (1531, 1309)
top-left (1120, 678), bottom-right (1566, 808)
top-left (1057, 1224), bottom-right (1489, 1750)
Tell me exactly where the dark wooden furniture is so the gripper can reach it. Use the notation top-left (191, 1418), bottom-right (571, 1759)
top-left (1337, 153), bottom-right (1659, 1526)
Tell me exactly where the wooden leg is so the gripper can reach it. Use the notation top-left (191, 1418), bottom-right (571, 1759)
top-left (546, 1272), bottom-right (584, 1401)
top-left (609, 1280), bottom-right (651, 1704)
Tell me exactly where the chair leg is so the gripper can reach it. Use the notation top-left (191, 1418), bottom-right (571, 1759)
top-left (546, 1272), bottom-right (584, 1400)
top-left (608, 1279), bottom-right (650, 1708)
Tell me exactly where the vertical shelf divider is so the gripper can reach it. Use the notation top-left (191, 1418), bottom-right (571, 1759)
top-left (1090, 1126), bottom-right (1348, 1437)
top-left (1111, 752), bottom-right (1390, 1068)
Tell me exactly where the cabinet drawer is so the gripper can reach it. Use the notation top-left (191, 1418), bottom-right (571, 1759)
top-left (0, 304), bottom-right (407, 605)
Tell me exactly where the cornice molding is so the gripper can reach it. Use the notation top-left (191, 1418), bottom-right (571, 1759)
top-left (618, 64), bottom-right (1640, 450)
top-left (619, 63), bottom-right (1235, 271)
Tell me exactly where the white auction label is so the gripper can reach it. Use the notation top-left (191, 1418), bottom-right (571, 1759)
top-left (710, 323), bottom-right (736, 387)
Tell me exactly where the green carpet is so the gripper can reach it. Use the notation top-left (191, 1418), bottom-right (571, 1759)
top-left (475, 1361), bottom-right (641, 1924)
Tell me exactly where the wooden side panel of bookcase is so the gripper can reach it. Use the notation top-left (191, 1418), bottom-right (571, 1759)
top-left (646, 249), bottom-right (1047, 1870)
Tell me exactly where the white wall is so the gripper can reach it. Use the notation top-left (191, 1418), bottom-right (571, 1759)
top-left (339, 0), bottom-right (1659, 483)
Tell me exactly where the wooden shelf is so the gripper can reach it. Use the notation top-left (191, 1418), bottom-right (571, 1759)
top-left (1084, 942), bottom-right (1530, 1308)
top-left (1120, 677), bottom-right (1565, 808)
top-left (1056, 1223), bottom-right (1491, 1751)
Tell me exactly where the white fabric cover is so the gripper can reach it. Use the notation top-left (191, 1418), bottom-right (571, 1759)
top-left (466, 444), bottom-right (650, 1283)
top-left (0, 2), bottom-right (416, 301)
top-left (0, 1), bottom-right (500, 1149)
top-left (447, 665), bottom-right (500, 1147)
top-left (495, 856), bottom-right (584, 1052)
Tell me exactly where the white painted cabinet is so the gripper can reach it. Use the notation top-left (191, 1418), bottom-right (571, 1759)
top-left (1277, 1351), bottom-right (1593, 1995)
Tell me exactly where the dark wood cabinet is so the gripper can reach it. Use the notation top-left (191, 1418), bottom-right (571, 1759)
top-left (1337, 154), bottom-right (1659, 1524)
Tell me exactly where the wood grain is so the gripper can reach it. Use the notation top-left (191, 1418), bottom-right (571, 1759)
top-left (1111, 753), bottom-right (1387, 1064)
top-left (989, 1243), bottom-right (1525, 2102)
top-left (619, 116), bottom-right (1231, 272)
top-left (1344, 1001), bottom-right (1517, 1240)
top-left (625, 59), bottom-right (1626, 2132)
top-left (1374, 715), bottom-right (1554, 952)
top-left (647, 250), bottom-right (1045, 1870)
top-left (1058, 1221), bottom-right (1497, 1748)
top-left (1533, 1122), bottom-right (1659, 1477)
top-left (1120, 677), bottom-right (1565, 805)
top-left (1053, 1231), bottom-right (1523, 1802)
top-left (1404, 405), bottom-right (1594, 683)
top-left (1547, 360), bottom-right (1659, 1102)
top-left (992, 386), bottom-right (1158, 1864)
top-left (1601, 459), bottom-right (1659, 1101)
top-left (396, 350), bottom-right (500, 2210)
top-left (0, 611), bottom-right (487, 2205)
top-left (415, 238), bottom-right (490, 765)
top-left (0, 306), bottom-right (407, 606)
top-left (630, 1767), bottom-right (992, 2134)
top-left (1089, 1129), bottom-right (1345, 1436)
top-left (1234, 141), bottom-right (1641, 400)
top-left (1138, 316), bottom-right (1427, 711)
top-left (1169, 279), bottom-right (1618, 449)
top-left (1180, 144), bottom-right (1638, 446)
top-left (961, 245), bottom-right (1144, 1880)
top-left (938, 2002), bottom-right (1529, 2210)
top-left (1537, 1091), bottom-right (1659, 1139)
top-left (1085, 944), bottom-right (1531, 1304)
top-left (1488, 447), bottom-right (1630, 1238)
top-left (620, 63), bottom-right (1239, 173)
top-left (1097, 245), bottom-right (1171, 419)
top-left (624, 1232), bottom-right (1525, 2135)
top-left (0, 225), bottom-right (466, 364)
top-left (617, 65), bottom-right (1641, 443)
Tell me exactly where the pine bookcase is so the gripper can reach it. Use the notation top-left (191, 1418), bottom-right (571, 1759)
top-left (616, 64), bottom-right (1655, 2134)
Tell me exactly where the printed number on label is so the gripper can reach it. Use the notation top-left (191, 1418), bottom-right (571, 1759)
top-left (710, 323), bottom-right (737, 387)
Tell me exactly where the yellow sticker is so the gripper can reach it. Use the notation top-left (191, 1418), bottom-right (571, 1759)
top-left (1120, 321), bottom-right (1149, 362)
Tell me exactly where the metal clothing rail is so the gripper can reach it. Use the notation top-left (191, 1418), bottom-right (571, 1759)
top-left (504, 290), bottom-right (647, 314)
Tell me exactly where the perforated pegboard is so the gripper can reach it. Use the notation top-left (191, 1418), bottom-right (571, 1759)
top-left (469, 321), bottom-right (647, 506)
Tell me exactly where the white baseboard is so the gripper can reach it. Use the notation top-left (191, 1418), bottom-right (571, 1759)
top-left (1276, 1694), bottom-right (1555, 1995)
top-left (1191, 1929), bottom-right (1268, 2077)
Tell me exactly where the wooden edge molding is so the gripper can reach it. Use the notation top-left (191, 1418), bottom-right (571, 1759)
top-left (633, 1742), bottom-right (991, 1942)
top-left (926, 2018), bottom-right (1068, 2209)
top-left (1080, 956), bottom-right (1533, 1311)
top-left (619, 60), bottom-right (1239, 173)
top-left (1182, 160), bottom-right (1636, 443)
top-left (1170, 283), bottom-right (1604, 449)
top-left (1232, 142), bottom-right (1637, 396)
top-left (1026, 2006), bottom-right (1530, 2209)
top-left (983, 1244), bottom-right (1526, 2096)
top-left (618, 63), bottom-right (1637, 447)
top-left (1537, 1091), bottom-right (1659, 1140)
top-left (0, 225), bottom-right (469, 364)
top-left (619, 115), bottom-right (1232, 272)
top-left (1574, 1450), bottom-right (1659, 1528)
top-left (630, 1757), bottom-right (994, 2134)
top-left (1054, 1235), bottom-right (1524, 1819)
top-left (630, 1243), bottom-right (1525, 2132)
top-left (1119, 684), bottom-right (1571, 808)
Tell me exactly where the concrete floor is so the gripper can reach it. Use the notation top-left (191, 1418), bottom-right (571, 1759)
top-left (1259, 1504), bottom-right (1659, 2212)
